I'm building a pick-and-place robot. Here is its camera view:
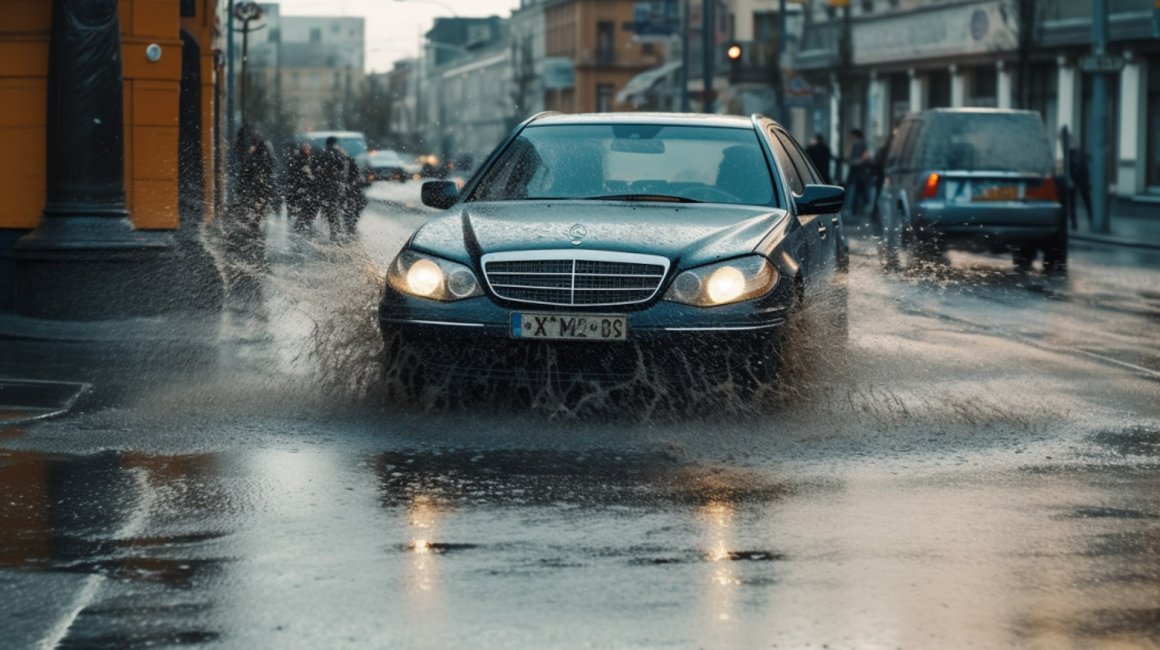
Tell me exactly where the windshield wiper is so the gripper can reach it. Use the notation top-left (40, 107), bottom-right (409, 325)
top-left (583, 194), bottom-right (703, 203)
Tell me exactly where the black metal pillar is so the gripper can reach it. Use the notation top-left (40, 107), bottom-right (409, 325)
top-left (12, 0), bottom-right (175, 320)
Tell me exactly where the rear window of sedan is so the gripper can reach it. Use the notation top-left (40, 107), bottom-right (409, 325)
top-left (469, 124), bottom-right (777, 206)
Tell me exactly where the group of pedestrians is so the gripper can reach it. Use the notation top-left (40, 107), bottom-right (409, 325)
top-left (283, 136), bottom-right (369, 240)
top-left (803, 129), bottom-right (877, 223)
top-left (230, 128), bottom-right (368, 246)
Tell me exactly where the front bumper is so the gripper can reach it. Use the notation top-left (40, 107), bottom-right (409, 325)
top-left (378, 281), bottom-right (793, 380)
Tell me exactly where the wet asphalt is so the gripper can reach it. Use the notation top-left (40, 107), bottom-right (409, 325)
top-left (1, 184), bottom-right (1158, 649)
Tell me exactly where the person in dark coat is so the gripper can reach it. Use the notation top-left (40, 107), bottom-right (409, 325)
top-left (285, 142), bottom-right (319, 234)
top-left (230, 124), bottom-right (275, 262)
top-left (314, 136), bottom-right (353, 241)
top-left (342, 156), bottom-right (370, 236)
top-left (805, 133), bottom-right (834, 185)
top-left (842, 128), bottom-right (873, 219)
top-left (1068, 147), bottom-right (1092, 224)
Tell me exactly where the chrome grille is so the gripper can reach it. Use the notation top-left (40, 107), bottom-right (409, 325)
top-left (482, 251), bottom-right (669, 307)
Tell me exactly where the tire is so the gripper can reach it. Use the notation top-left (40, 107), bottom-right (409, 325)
top-left (1012, 244), bottom-right (1037, 273)
top-left (1042, 227), bottom-right (1068, 276)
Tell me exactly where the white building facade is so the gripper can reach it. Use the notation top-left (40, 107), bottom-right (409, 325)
top-left (795, 0), bottom-right (1160, 201)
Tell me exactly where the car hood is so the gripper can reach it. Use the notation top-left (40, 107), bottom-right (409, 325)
top-left (410, 200), bottom-right (788, 269)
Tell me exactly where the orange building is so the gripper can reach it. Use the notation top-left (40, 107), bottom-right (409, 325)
top-left (544, 0), bottom-right (669, 113)
top-left (0, 0), bottom-right (225, 318)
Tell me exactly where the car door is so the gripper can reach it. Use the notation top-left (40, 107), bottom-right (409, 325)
top-left (768, 127), bottom-right (831, 286)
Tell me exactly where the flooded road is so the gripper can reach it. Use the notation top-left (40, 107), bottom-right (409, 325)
top-left (2, 190), bottom-right (1158, 648)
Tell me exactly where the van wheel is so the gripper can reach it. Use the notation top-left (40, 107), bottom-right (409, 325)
top-left (1012, 244), bottom-right (1037, 273)
top-left (1042, 228), bottom-right (1068, 276)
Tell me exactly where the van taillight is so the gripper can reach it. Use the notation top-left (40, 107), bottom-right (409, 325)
top-left (1025, 177), bottom-right (1059, 202)
top-left (920, 173), bottom-right (940, 199)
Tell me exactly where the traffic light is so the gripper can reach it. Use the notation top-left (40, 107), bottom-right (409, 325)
top-left (726, 42), bottom-right (743, 81)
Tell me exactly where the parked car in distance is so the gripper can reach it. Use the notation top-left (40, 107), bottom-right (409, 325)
top-left (378, 112), bottom-right (849, 391)
top-left (296, 130), bottom-right (368, 160)
top-left (361, 149), bottom-right (410, 183)
top-left (876, 108), bottom-right (1066, 274)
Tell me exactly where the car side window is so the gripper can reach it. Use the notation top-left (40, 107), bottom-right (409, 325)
top-left (774, 129), bottom-right (822, 186)
top-left (767, 127), bottom-right (805, 195)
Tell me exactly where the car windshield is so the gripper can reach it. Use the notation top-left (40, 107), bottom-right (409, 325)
top-left (469, 124), bottom-right (776, 206)
top-left (919, 112), bottom-right (1053, 174)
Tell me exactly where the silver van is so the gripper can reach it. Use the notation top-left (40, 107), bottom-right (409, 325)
top-left (877, 108), bottom-right (1066, 274)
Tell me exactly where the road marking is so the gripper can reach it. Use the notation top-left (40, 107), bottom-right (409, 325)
top-left (38, 467), bottom-right (155, 650)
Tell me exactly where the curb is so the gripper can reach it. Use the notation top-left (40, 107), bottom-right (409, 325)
top-left (1070, 232), bottom-right (1160, 251)
top-left (0, 312), bottom-right (221, 343)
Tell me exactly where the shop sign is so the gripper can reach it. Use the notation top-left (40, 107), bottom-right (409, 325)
top-left (542, 57), bottom-right (574, 90)
top-left (851, 0), bottom-right (1016, 66)
top-left (1079, 55), bottom-right (1124, 74)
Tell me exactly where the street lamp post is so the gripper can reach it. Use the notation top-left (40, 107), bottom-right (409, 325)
top-left (1089, 0), bottom-right (1110, 234)
top-left (233, 2), bottom-right (264, 129)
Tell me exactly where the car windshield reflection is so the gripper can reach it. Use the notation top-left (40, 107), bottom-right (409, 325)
top-left (469, 124), bottom-right (776, 206)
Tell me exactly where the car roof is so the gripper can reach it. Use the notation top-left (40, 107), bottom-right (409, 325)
top-left (299, 130), bottom-right (366, 138)
top-left (912, 108), bottom-right (1041, 117)
top-left (527, 112), bottom-right (760, 130)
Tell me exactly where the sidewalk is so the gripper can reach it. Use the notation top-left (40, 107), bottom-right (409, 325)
top-left (1071, 197), bottom-right (1160, 250)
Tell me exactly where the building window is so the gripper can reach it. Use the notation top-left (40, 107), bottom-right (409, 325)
top-left (597, 84), bottom-right (613, 112)
top-left (642, 42), bottom-right (655, 56)
top-left (310, 28), bottom-right (321, 43)
top-left (861, 0), bottom-right (874, 12)
top-left (928, 70), bottom-right (951, 108)
top-left (597, 21), bottom-right (615, 64)
top-left (970, 64), bottom-right (997, 105)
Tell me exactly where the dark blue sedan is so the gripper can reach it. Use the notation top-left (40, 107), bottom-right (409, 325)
top-left (379, 112), bottom-right (847, 388)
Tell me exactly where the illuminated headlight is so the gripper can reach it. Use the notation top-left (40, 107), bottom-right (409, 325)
top-left (664, 256), bottom-right (778, 307)
top-left (387, 250), bottom-right (483, 301)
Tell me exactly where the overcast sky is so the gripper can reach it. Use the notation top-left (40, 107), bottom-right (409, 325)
top-left (275, 0), bottom-right (521, 72)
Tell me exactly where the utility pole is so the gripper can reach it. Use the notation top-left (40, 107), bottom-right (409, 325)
top-left (227, 0), bottom-right (236, 142)
top-left (1088, 0), bottom-right (1110, 234)
top-left (234, 2), bottom-right (264, 128)
top-left (680, 0), bottom-right (690, 111)
top-left (702, 0), bottom-right (715, 112)
top-left (777, 0), bottom-right (788, 126)
top-left (835, 1), bottom-right (853, 183)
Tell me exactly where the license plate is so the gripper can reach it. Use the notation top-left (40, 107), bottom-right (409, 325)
top-left (972, 185), bottom-right (1019, 201)
top-left (511, 312), bottom-right (627, 341)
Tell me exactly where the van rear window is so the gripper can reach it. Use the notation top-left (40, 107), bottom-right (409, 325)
top-left (919, 112), bottom-right (1053, 174)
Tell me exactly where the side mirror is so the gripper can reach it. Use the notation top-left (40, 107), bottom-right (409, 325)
top-left (795, 184), bottom-right (845, 215)
top-left (421, 180), bottom-right (459, 209)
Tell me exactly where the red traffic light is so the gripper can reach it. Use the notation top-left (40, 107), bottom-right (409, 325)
top-left (726, 43), bottom-right (743, 61)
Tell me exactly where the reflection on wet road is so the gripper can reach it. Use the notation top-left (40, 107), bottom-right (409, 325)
top-left (1, 198), bottom-right (1158, 648)
top-left (1, 443), bottom-right (1157, 648)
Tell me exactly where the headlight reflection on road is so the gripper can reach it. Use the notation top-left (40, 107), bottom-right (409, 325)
top-left (700, 501), bottom-right (740, 623)
top-left (405, 494), bottom-right (441, 594)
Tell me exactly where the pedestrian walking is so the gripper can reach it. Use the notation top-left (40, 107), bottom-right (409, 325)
top-left (842, 128), bottom-right (873, 220)
top-left (229, 124), bottom-right (275, 262)
top-left (1068, 147), bottom-right (1093, 225)
top-left (805, 133), bottom-right (834, 185)
top-left (868, 125), bottom-right (898, 235)
top-left (342, 156), bottom-right (370, 237)
top-left (314, 136), bottom-right (353, 241)
top-left (285, 141), bottom-right (320, 234)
